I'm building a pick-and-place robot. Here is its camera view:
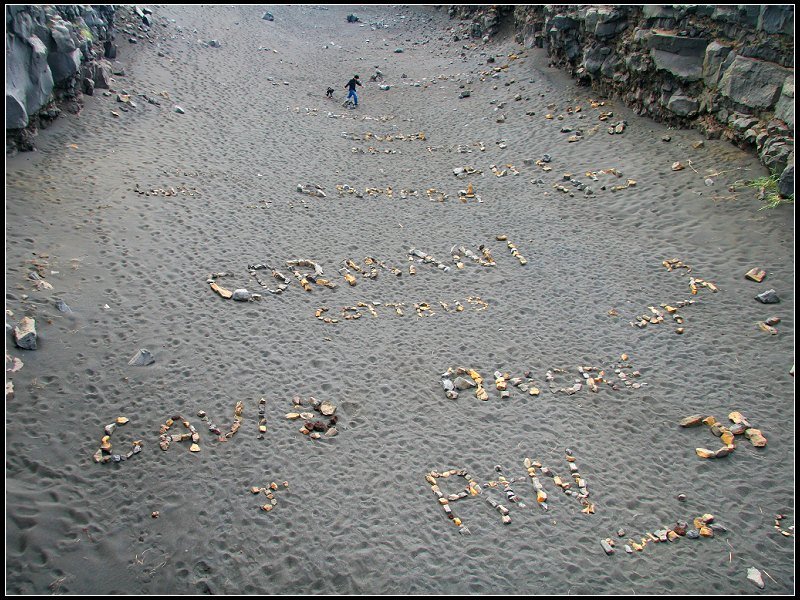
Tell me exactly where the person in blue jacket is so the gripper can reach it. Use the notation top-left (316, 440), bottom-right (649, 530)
top-left (345, 74), bottom-right (363, 107)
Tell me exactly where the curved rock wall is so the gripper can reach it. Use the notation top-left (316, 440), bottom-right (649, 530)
top-left (448, 5), bottom-right (795, 198)
top-left (5, 5), bottom-right (118, 151)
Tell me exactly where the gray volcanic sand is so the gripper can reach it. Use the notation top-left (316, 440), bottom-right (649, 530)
top-left (5, 4), bottom-right (794, 595)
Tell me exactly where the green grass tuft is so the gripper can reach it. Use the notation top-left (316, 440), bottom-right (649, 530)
top-left (743, 171), bottom-right (793, 210)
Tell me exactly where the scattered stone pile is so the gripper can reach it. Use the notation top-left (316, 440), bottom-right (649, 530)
top-left (159, 415), bottom-right (201, 452)
top-left (680, 411), bottom-right (766, 459)
top-left (92, 416), bottom-right (142, 464)
top-left (286, 396), bottom-right (338, 440)
top-left (250, 481), bottom-right (289, 513)
top-left (602, 513), bottom-right (725, 555)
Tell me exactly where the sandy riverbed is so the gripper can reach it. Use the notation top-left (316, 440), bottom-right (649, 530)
top-left (5, 4), bottom-right (794, 594)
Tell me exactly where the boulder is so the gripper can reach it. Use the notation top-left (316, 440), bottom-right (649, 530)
top-left (594, 12), bottom-right (627, 39)
top-left (759, 139), bottom-right (792, 174)
top-left (14, 317), bottom-right (37, 350)
top-left (747, 568), bottom-right (765, 589)
top-left (712, 5), bottom-right (752, 25)
top-left (666, 93), bottom-right (699, 117)
top-left (732, 116), bottom-right (760, 131)
top-left (564, 39), bottom-right (581, 61)
top-left (91, 60), bottom-right (112, 89)
top-left (702, 41), bottom-right (733, 88)
top-left (128, 348), bottom-right (155, 366)
top-left (549, 15), bottom-right (577, 31)
top-left (759, 5), bottom-right (794, 35)
top-left (773, 76), bottom-right (795, 130)
top-left (779, 163), bottom-right (794, 198)
top-left (584, 46), bottom-right (607, 74)
top-left (642, 6), bottom-right (676, 20)
top-left (583, 8), bottom-right (600, 34)
top-left (719, 56), bottom-right (792, 109)
top-left (54, 299), bottom-right (72, 313)
top-left (648, 34), bottom-right (708, 81)
top-left (755, 289), bottom-right (780, 304)
top-left (48, 47), bottom-right (81, 84)
top-left (50, 21), bottom-right (78, 53)
top-left (648, 33), bottom-right (709, 56)
top-left (5, 34), bottom-right (55, 129)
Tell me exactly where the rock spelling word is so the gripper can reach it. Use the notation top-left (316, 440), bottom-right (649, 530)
top-left (92, 416), bottom-right (143, 464)
top-left (680, 411), bottom-right (766, 459)
top-left (250, 480), bottom-right (289, 513)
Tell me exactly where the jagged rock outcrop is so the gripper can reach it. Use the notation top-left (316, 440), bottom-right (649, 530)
top-left (447, 5), bottom-right (795, 198)
top-left (5, 5), bottom-right (118, 153)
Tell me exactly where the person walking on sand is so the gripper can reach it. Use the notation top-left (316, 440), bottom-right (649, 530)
top-left (345, 74), bottom-right (362, 107)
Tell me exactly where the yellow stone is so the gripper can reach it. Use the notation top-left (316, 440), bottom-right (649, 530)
top-left (699, 526), bottom-right (713, 537)
top-left (259, 425), bottom-right (267, 433)
top-left (702, 416), bottom-right (717, 427)
top-left (189, 443), bottom-right (200, 452)
top-left (695, 448), bottom-right (716, 459)
top-left (210, 282), bottom-right (233, 299)
top-left (116, 417), bottom-right (129, 425)
top-left (728, 411), bottom-right (747, 424)
top-left (744, 428), bottom-right (766, 444)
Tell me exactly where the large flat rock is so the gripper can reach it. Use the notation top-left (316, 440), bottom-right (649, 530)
top-left (648, 34), bottom-right (709, 81)
top-left (719, 55), bottom-right (792, 109)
